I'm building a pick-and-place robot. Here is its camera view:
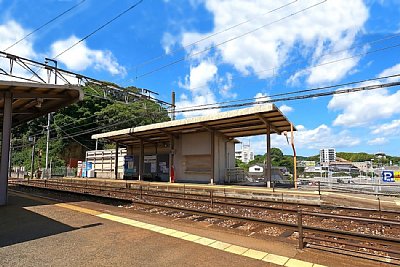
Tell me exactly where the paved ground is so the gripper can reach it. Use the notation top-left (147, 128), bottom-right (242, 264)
top-left (0, 189), bottom-right (392, 267)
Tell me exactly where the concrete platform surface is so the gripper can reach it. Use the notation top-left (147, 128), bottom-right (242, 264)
top-left (0, 190), bottom-right (389, 267)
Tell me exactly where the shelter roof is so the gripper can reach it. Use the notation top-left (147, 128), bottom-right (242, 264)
top-left (0, 81), bottom-right (83, 126)
top-left (92, 104), bottom-right (296, 147)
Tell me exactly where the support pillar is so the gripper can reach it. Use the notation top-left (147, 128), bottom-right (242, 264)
top-left (139, 139), bottom-right (144, 181)
top-left (266, 123), bottom-right (272, 188)
top-left (210, 131), bottom-right (215, 185)
top-left (114, 142), bottom-right (119, 179)
top-left (169, 136), bottom-right (174, 183)
top-left (0, 92), bottom-right (12, 205)
top-left (155, 143), bottom-right (159, 179)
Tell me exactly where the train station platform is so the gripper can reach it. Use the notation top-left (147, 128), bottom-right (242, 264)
top-left (0, 188), bottom-right (387, 267)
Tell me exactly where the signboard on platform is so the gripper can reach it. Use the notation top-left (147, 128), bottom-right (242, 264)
top-left (382, 171), bottom-right (400, 182)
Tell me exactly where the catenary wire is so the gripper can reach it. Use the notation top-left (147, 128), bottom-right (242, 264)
top-left (175, 81), bottom-right (400, 114)
top-left (14, 79), bottom-right (400, 149)
top-left (132, 0), bottom-right (298, 69)
top-left (53, 121), bottom-right (92, 150)
top-left (174, 43), bottom-right (400, 112)
top-left (3, 0), bottom-right (87, 52)
top-left (187, 32), bottom-right (400, 93)
top-left (135, 0), bottom-right (327, 79)
top-left (53, 0), bottom-right (144, 59)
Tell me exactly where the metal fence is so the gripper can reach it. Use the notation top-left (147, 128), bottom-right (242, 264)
top-left (298, 179), bottom-right (400, 196)
top-left (225, 168), bottom-right (246, 184)
top-left (10, 166), bottom-right (77, 179)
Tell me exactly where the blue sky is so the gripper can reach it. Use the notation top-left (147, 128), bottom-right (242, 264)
top-left (1, 0), bottom-right (400, 156)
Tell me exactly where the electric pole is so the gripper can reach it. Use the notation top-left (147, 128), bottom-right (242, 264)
top-left (29, 136), bottom-right (36, 181)
top-left (45, 112), bottom-right (51, 177)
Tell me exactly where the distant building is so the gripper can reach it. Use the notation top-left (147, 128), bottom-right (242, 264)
top-left (320, 148), bottom-right (336, 163)
top-left (321, 161), bottom-right (359, 173)
top-left (375, 152), bottom-right (386, 159)
top-left (235, 143), bottom-right (254, 163)
top-left (247, 164), bottom-right (288, 182)
top-left (352, 161), bottom-right (373, 173)
top-left (297, 160), bottom-right (316, 168)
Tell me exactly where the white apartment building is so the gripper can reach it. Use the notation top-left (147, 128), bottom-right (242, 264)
top-left (320, 148), bottom-right (336, 163)
top-left (235, 143), bottom-right (254, 164)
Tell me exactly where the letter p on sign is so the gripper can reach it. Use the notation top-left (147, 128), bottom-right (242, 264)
top-left (382, 171), bottom-right (394, 182)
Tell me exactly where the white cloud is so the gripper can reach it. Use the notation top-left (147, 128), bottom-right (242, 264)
top-left (50, 36), bottom-right (126, 76)
top-left (367, 137), bottom-right (388, 145)
top-left (176, 60), bottom-right (219, 117)
top-left (328, 62), bottom-right (400, 127)
top-left (378, 63), bottom-right (400, 82)
top-left (0, 20), bottom-right (41, 82)
top-left (180, 0), bottom-right (368, 84)
top-left (218, 72), bottom-right (237, 98)
top-left (306, 50), bottom-right (361, 85)
top-left (371, 119), bottom-right (400, 136)
top-left (328, 88), bottom-right (400, 127)
top-left (161, 32), bottom-right (179, 55)
top-left (279, 104), bottom-right (293, 114)
top-left (287, 124), bottom-right (360, 149)
top-left (0, 20), bottom-right (36, 57)
top-left (243, 124), bottom-right (360, 155)
top-left (253, 92), bottom-right (270, 105)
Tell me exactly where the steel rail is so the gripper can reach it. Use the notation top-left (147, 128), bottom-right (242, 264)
top-left (26, 178), bottom-right (400, 214)
top-left (10, 179), bottom-right (400, 218)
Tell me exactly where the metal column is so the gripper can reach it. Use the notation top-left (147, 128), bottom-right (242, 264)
top-left (266, 123), bottom-right (272, 188)
top-left (45, 113), bottom-right (51, 176)
top-left (169, 136), bottom-right (174, 183)
top-left (0, 92), bottom-right (12, 205)
top-left (139, 139), bottom-right (144, 181)
top-left (114, 143), bottom-right (119, 179)
top-left (210, 131), bottom-right (215, 185)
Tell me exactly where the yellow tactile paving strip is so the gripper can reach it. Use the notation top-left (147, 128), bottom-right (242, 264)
top-left (69, 205), bottom-right (326, 266)
top-left (9, 190), bottom-right (326, 267)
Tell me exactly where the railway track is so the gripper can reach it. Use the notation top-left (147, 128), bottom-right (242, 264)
top-left (9, 179), bottom-right (400, 265)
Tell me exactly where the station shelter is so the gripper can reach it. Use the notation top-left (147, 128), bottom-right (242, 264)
top-left (0, 81), bottom-right (83, 205)
top-left (92, 104), bottom-right (295, 185)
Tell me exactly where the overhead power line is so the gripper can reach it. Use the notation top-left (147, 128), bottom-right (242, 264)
top-left (45, 80), bottom-right (400, 142)
top-left (172, 73), bottom-right (400, 112)
top-left (174, 81), bottom-right (400, 114)
top-left (53, 0), bottom-right (144, 59)
top-left (133, 0), bottom-right (298, 69)
top-left (53, 122), bottom-right (92, 150)
top-left (136, 0), bottom-right (327, 79)
top-left (187, 32), bottom-right (400, 93)
top-left (3, 0), bottom-right (87, 52)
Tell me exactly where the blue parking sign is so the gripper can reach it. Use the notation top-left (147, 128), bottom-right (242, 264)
top-left (382, 171), bottom-right (394, 182)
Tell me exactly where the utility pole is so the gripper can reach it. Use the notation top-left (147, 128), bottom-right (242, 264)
top-left (171, 91), bottom-right (176, 121)
top-left (29, 136), bottom-right (36, 181)
top-left (45, 112), bottom-right (51, 177)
